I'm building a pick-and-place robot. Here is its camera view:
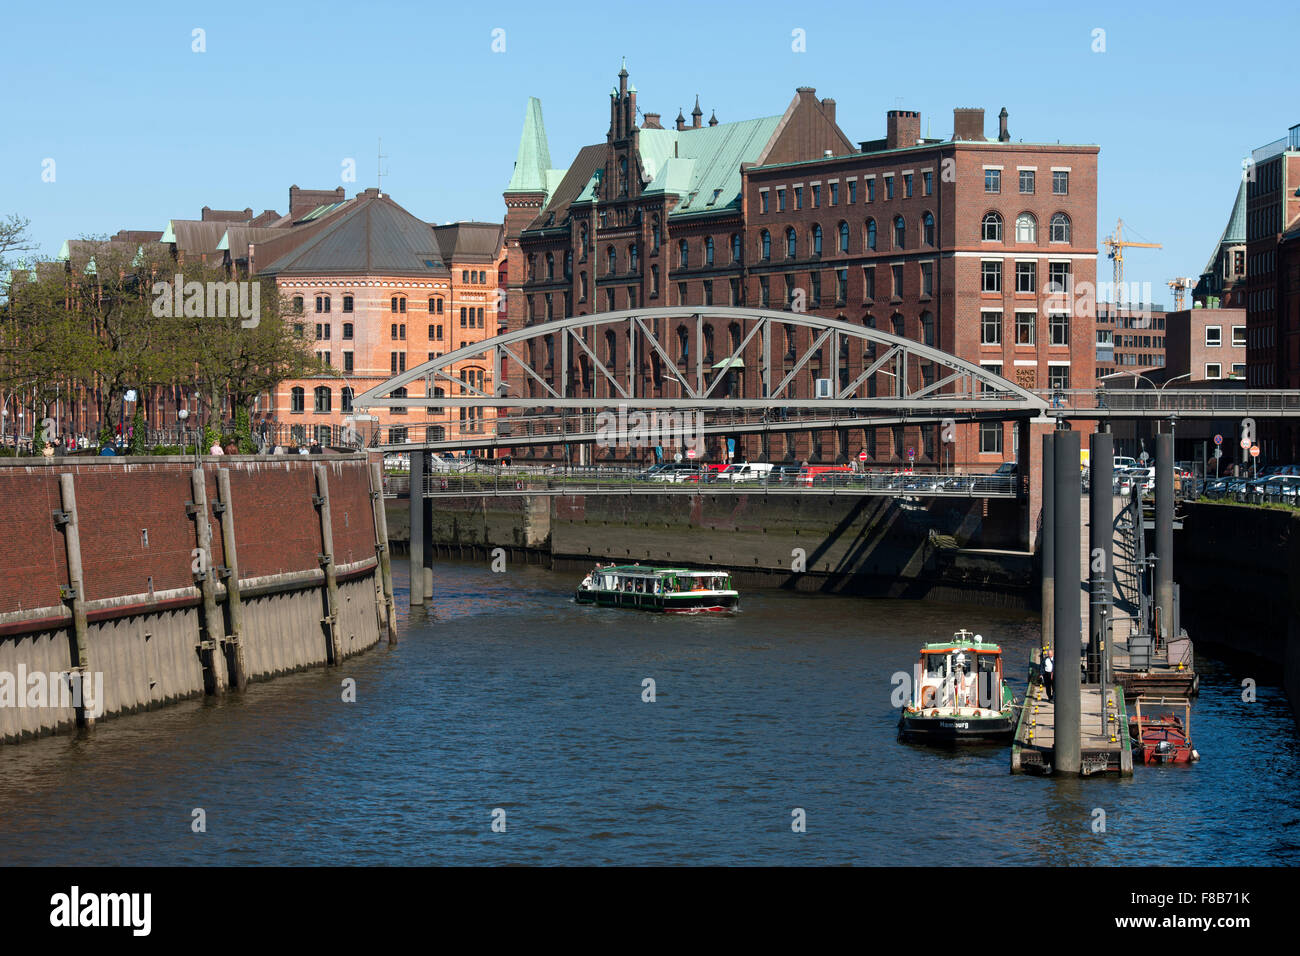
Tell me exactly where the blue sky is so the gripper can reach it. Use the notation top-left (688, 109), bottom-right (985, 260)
top-left (3, 0), bottom-right (1295, 303)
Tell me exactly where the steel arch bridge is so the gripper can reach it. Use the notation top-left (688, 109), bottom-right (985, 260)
top-left (351, 307), bottom-right (1048, 451)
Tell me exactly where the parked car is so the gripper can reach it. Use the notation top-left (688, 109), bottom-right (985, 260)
top-left (799, 464), bottom-right (854, 486)
top-left (769, 464), bottom-right (804, 484)
top-left (1113, 456), bottom-right (1138, 472)
top-left (713, 462), bottom-right (775, 483)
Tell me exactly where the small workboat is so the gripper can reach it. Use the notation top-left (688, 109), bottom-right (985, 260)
top-left (898, 629), bottom-right (1016, 743)
top-left (575, 564), bottom-right (739, 613)
top-left (1129, 696), bottom-right (1199, 764)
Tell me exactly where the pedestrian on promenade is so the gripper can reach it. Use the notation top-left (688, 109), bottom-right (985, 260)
top-left (1043, 651), bottom-right (1055, 702)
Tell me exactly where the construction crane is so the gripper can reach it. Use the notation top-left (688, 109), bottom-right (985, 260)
top-left (1102, 218), bottom-right (1162, 309)
top-left (1167, 276), bottom-right (1197, 311)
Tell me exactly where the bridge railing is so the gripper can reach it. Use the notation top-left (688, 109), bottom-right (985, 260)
top-left (1038, 388), bottom-right (1300, 415)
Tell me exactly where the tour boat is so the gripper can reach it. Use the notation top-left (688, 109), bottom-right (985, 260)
top-left (898, 630), bottom-right (1016, 742)
top-left (1129, 696), bottom-right (1199, 765)
top-left (575, 564), bottom-right (739, 613)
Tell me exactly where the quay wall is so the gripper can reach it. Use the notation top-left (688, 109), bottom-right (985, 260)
top-left (389, 491), bottom-right (1033, 606)
top-left (1175, 501), bottom-right (1300, 726)
top-left (0, 456), bottom-right (389, 743)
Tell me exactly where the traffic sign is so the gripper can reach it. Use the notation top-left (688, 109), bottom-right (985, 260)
top-left (1139, 451), bottom-right (1150, 462)
top-left (1241, 437), bottom-right (1252, 449)
top-left (858, 451), bottom-right (868, 462)
top-left (685, 447), bottom-right (697, 459)
top-left (907, 447), bottom-right (915, 460)
top-left (1250, 445), bottom-right (1260, 458)
top-left (1214, 448), bottom-right (1223, 459)
top-left (1214, 434), bottom-right (1223, 446)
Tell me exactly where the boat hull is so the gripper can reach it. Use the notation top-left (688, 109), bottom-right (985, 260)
top-left (898, 711), bottom-right (1015, 743)
top-left (575, 589), bottom-right (739, 613)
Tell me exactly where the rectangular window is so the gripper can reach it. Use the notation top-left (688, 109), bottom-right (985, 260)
top-left (760, 191), bottom-right (769, 214)
top-left (1016, 311), bottom-right (1036, 345)
top-left (1052, 170), bottom-right (1069, 195)
top-left (981, 311), bottom-right (1002, 346)
top-left (866, 179), bottom-right (876, 202)
top-left (1019, 169), bottom-right (1036, 194)
top-left (923, 170), bottom-right (933, 196)
top-left (1049, 312), bottom-right (1069, 346)
top-left (920, 262), bottom-right (933, 297)
top-left (777, 188), bottom-right (786, 211)
top-left (342, 295), bottom-right (354, 313)
top-left (1048, 366), bottom-right (1070, 390)
top-left (836, 268), bottom-right (848, 305)
top-left (1015, 261), bottom-right (1036, 294)
top-left (703, 280), bottom-right (713, 306)
top-left (903, 173), bottom-right (912, 198)
top-left (891, 264), bottom-right (904, 298)
top-left (809, 272), bottom-right (820, 307)
top-left (1232, 326), bottom-right (1246, 346)
top-left (1232, 363), bottom-right (1245, 377)
top-left (1205, 325), bottom-right (1222, 347)
top-left (811, 184), bottom-right (821, 207)
top-left (829, 182), bottom-right (839, 206)
top-left (1047, 262), bottom-right (1070, 295)
top-left (759, 276), bottom-right (770, 308)
top-left (984, 168), bottom-right (1001, 193)
top-left (848, 181), bottom-right (857, 204)
top-left (343, 351), bottom-right (353, 373)
top-left (884, 176), bottom-right (894, 200)
top-left (863, 267), bottom-right (875, 301)
top-left (979, 420), bottom-right (1004, 454)
top-left (794, 186), bottom-right (803, 209)
top-left (343, 322), bottom-right (353, 340)
top-left (677, 282), bottom-right (688, 306)
top-left (982, 260), bottom-right (1002, 293)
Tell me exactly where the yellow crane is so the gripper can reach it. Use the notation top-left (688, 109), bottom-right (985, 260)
top-left (1102, 218), bottom-right (1162, 309)
top-left (1167, 276), bottom-right (1197, 311)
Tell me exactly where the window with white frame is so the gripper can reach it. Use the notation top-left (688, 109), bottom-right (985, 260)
top-left (981, 311), bottom-right (1002, 345)
top-left (1049, 312), bottom-right (1070, 346)
top-left (1016, 261), bottom-right (1036, 293)
top-left (982, 260), bottom-right (1002, 293)
top-left (1205, 363), bottom-right (1222, 379)
top-left (1205, 325), bottom-right (1222, 347)
top-left (1016, 311), bottom-right (1036, 345)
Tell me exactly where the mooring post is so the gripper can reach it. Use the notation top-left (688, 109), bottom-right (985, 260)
top-left (409, 450), bottom-right (425, 606)
top-left (369, 461), bottom-right (397, 643)
top-left (1053, 428), bottom-right (1082, 775)
top-left (190, 467), bottom-right (229, 695)
top-left (1155, 431), bottom-right (1175, 644)
top-left (1089, 431), bottom-right (1114, 686)
top-left (215, 468), bottom-right (248, 691)
top-left (1040, 431), bottom-right (1055, 661)
top-left (314, 464), bottom-right (343, 665)
top-left (56, 474), bottom-right (95, 729)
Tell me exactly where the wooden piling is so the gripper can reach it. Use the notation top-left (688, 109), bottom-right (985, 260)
top-left (314, 464), bottom-right (343, 664)
top-left (190, 468), bottom-right (229, 694)
top-left (216, 468), bottom-right (249, 691)
top-left (369, 461), bottom-right (397, 643)
top-left (56, 474), bottom-right (95, 729)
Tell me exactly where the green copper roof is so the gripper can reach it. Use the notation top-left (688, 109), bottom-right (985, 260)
top-left (1203, 178), bottom-right (1247, 274)
top-left (639, 116), bottom-right (781, 215)
top-left (505, 97), bottom-right (558, 195)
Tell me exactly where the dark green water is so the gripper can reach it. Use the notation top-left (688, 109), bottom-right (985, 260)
top-left (1, 560), bottom-right (1296, 865)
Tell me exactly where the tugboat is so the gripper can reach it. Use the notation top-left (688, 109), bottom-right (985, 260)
top-left (575, 564), bottom-right (739, 613)
top-left (898, 630), bottom-right (1017, 743)
top-left (1129, 696), bottom-right (1199, 764)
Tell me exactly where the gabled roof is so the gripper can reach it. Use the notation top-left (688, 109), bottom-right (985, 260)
top-left (531, 143), bottom-right (606, 228)
top-left (257, 191), bottom-right (449, 278)
top-left (161, 219), bottom-right (231, 256)
top-left (432, 222), bottom-right (504, 263)
top-left (638, 116), bottom-right (782, 215)
top-left (217, 225), bottom-right (294, 255)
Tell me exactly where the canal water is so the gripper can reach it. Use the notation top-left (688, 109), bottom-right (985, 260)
top-left (1, 560), bottom-right (1297, 866)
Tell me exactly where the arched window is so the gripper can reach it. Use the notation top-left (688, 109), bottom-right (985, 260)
top-left (428, 297), bottom-right (443, 314)
top-left (314, 386), bottom-right (331, 413)
top-left (677, 325), bottom-right (690, 361)
top-left (866, 219), bottom-right (877, 251)
top-left (564, 250), bottom-right (573, 278)
top-left (1050, 213), bottom-right (1071, 243)
top-left (893, 216), bottom-right (906, 249)
top-left (290, 386), bottom-right (304, 413)
top-left (731, 234), bottom-right (742, 263)
top-left (839, 221), bottom-right (850, 254)
top-left (786, 227), bottom-right (797, 258)
top-left (982, 212), bottom-right (1003, 241)
top-left (705, 236), bottom-right (715, 266)
top-left (629, 242), bottom-right (639, 272)
top-left (1016, 212), bottom-right (1037, 243)
top-left (923, 212), bottom-right (935, 247)
top-left (545, 253), bottom-right (555, 280)
top-left (607, 245), bottom-right (616, 273)
top-left (812, 224), bottom-right (823, 256)
top-left (760, 230), bottom-right (771, 260)
top-left (679, 240), bottom-right (689, 268)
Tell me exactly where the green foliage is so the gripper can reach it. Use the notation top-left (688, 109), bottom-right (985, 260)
top-left (31, 418), bottom-right (46, 456)
top-left (127, 408), bottom-right (147, 456)
top-left (202, 423), bottom-right (219, 452)
top-left (149, 445), bottom-right (184, 456)
top-left (234, 406), bottom-right (256, 454)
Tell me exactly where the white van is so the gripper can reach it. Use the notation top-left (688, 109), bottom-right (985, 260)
top-left (716, 462), bottom-right (774, 483)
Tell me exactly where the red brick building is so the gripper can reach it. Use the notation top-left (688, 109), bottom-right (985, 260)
top-left (504, 66), bottom-right (1098, 467)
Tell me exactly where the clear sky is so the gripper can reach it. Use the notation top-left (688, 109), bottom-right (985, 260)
top-left (3, 0), bottom-right (1295, 303)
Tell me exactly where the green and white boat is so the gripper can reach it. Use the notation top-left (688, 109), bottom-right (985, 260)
top-left (898, 630), bottom-right (1016, 743)
top-left (575, 564), bottom-right (739, 613)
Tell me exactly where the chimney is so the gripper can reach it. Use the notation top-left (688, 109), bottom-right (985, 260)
top-left (676, 108), bottom-right (687, 131)
top-left (821, 97), bottom-right (836, 126)
top-left (642, 112), bottom-right (663, 129)
top-left (886, 110), bottom-right (921, 150)
top-left (998, 106), bottom-right (1010, 142)
top-left (953, 108), bottom-right (986, 142)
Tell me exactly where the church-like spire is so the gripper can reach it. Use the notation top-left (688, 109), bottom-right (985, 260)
top-left (691, 94), bottom-right (703, 128)
top-left (505, 96), bottom-right (553, 195)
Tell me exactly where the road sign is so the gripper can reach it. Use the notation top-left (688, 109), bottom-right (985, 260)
top-left (1214, 448), bottom-right (1223, 459)
top-left (1250, 445), bottom-right (1260, 458)
top-left (858, 451), bottom-right (868, 461)
top-left (1241, 437), bottom-right (1252, 449)
top-left (1139, 451), bottom-right (1150, 462)
top-left (685, 447), bottom-right (697, 459)
top-left (907, 447), bottom-right (915, 460)
top-left (1213, 434), bottom-right (1223, 446)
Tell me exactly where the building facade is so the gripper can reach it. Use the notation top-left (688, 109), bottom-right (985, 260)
top-left (504, 67), bottom-right (1098, 467)
top-left (1095, 302), bottom-right (1167, 380)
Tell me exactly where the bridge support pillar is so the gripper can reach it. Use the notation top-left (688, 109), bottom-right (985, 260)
top-left (410, 450), bottom-right (425, 607)
top-left (1053, 428), bottom-right (1082, 775)
top-left (1088, 432), bottom-right (1114, 686)
top-left (1041, 431), bottom-right (1055, 656)
top-left (1155, 432), bottom-right (1175, 642)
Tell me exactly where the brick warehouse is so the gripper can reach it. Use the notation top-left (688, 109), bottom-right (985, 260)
top-left (503, 65), bottom-right (1098, 466)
